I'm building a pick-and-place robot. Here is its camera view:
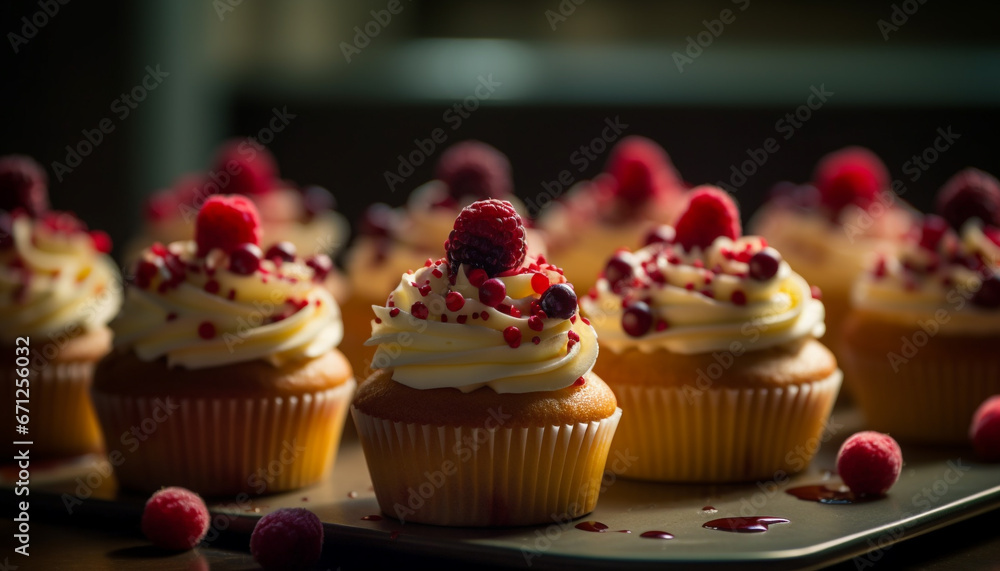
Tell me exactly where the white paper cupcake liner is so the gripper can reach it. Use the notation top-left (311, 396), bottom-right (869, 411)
top-left (608, 371), bottom-right (842, 483)
top-left (91, 378), bottom-right (355, 496)
top-left (351, 406), bottom-right (622, 527)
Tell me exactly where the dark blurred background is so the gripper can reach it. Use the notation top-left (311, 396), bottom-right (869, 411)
top-left (3, 0), bottom-right (999, 260)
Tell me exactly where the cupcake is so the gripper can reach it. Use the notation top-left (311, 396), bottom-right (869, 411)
top-left (537, 136), bottom-right (689, 296)
top-left (750, 147), bottom-right (916, 359)
top-left (341, 141), bottom-right (541, 380)
top-left (581, 187), bottom-right (841, 482)
top-left (128, 139), bottom-right (348, 290)
top-left (93, 195), bottom-right (354, 495)
top-left (352, 199), bottom-right (620, 526)
top-left (842, 168), bottom-right (1000, 443)
top-left (0, 155), bottom-right (123, 459)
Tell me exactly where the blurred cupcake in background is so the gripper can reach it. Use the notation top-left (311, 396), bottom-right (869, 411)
top-left (0, 155), bottom-right (123, 459)
top-left (842, 168), bottom-right (1000, 443)
top-left (750, 147), bottom-right (917, 361)
top-left (340, 141), bottom-right (541, 378)
top-left (127, 139), bottom-right (349, 300)
top-left (536, 136), bottom-right (689, 296)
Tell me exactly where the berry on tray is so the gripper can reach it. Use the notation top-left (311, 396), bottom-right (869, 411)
top-left (970, 395), bottom-right (1000, 462)
top-left (673, 186), bottom-right (741, 251)
top-left (446, 199), bottom-right (526, 276)
top-left (836, 431), bottom-right (903, 496)
top-left (194, 195), bottom-right (261, 256)
top-left (141, 487), bottom-right (211, 551)
top-left (250, 507), bottom-right (324, 571)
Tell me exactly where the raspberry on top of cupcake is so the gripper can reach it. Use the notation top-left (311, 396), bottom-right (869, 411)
top-left (366, 198), bottom-right (596, 394)
top-left (582, 186), bottom-right (825, 354)
top-left (113, 195), bottom-right (343, 368)
top-left (536, 136), bottom-right (688, 294)
top-left (853, 168), bottom-right (1000, 325)
top-left (0, 155), bottom-right (122, 341)
top-left (131, 140), bottom-right (348, 262)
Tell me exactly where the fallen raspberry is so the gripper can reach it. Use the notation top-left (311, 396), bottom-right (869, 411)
top-left (970, 395), bottom-right (1000, 462)
top-left (813, 147), bottom-right (889, 215)
top-left (250, 508), bottom-right (324, 571)
top-left (211, 140), bottom-right (278, 196)
top-left (836, 431), bottom-right (903, 496)
top-left (673, 186), bottom-right (741, 251)
top-left (141, 487), bottom-right (211, 551)
top-left (603, 136), bottom-right (681, 202)
top-left (936, 168), bottom-right (1000, 230)
top-left (435, 141), bottom-right (512, 203)
top-left (194, 195), bottom-right (261, 256)
top-left (0, 155), bottom-right (49, 216)
top-left (445, 199), bottom-right (526, 276)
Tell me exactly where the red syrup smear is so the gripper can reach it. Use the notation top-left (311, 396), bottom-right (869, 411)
top-left (786, 484), bottom-right (883, 505)
top-left (702, 517), bottom-right (789, 533)
top-left (361, 515), bottom-right (383, 521)
top-left (640, 531), bottom-right (675, 540)
top-left (575, 521), bottom-right (609, 532)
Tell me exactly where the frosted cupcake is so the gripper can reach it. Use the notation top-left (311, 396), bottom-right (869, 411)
top-left (341, 141), bottom-right (541, 379)
top-left (0, 155), bottom-right (122, 459)
top-left (750, 147), bottom-right (916, 359)
top-left (352, 199), bottom-right (620, 526)
top-left (582, 187), bottom-right (841, 482)
top-left (128, 140), bottom-right (349, 279)
top-left (842, 168), bottom-right (1000, 443)
top-left (93, 195), bottom-right (354, 495)
top-left (537, 136), bottom-right (689, 296)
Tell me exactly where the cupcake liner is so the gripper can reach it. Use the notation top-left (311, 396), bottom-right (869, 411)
top-left (91, 379), bottom-right (355, 496)
top-left (351, 406), bottom-right (622, 527)
top-left (4, 358), bottom-right (103, 460)
top-left (607, 372), bottom-right (841, 483)
top-left (843, 345), bottom-right (1000, 444)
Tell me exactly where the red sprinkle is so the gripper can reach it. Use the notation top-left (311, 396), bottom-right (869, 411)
top-left (418, 284), bottom-right (432, 297)
top-left (446, 291), bottom-right (465, 312)
top-left (481, 311), bottom-right (489, 321)
top-left (503, 326), bottom-right (522, 348)
top-left (573, 376), bottom-right (586, 387)
top-left (227, 289), bottom-right (236, 300)
top-left (810, 285), bottom-right (823, 300)
top-left (411, 302), bottom-right (429, 320)
top-left (441, 314), bottom-right (448, 322)
top-left (374, 317), bottom-right (382, 324)
top-left (655, 319), bottom-right (669, 331)
top-left (581, 316), bottom-right (590, 325)
top-left (568, 330), bottom-right (580, 342)
top-left (204, 279), bottom-right (220, 294)
top-left (457, 315), bottom-right (468, 324)
top-left (731, 290), bottom-right (747, 306)
top-left (432, 267), bottom-right (443, 278)
top-left (389, 307), bottom-right (400, 318)
top-left (532, 336), bottom-right (541, 344)
top-left (198, 321), bottom-right (216, 339)
top-left (531, 272), bottom-right (550, 294)
top-left (528, 315), bottom-right (544, 331)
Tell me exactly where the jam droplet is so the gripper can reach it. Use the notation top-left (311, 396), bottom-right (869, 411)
top-left (639, 531), bottom-right (675, 540)
top-left (361, 515), bottom-right (383, 521)
top-left (702, 517), bottom-right (789, 533)
top-left (575, 521), bottom-right (608, 532)
top-left (786, 484), bottom-right (883, 505)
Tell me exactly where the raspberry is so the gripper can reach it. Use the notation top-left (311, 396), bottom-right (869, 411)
top-left (936, 168), bottom-right (1000, 230)
top-left (836, 431), bottom-right (903, 496)
top-left (0, 155), bottom-right (49, 216)
top-left (673, 186), bottom-right (741, 251)
top-left (603, 136), bottom-right (681, 202)
top-left (434, 141), bottom-right (511, 203)
top-left (970, 395), bottom-right (1000, 462)
top-left (250, 508), bottom-right (324, 571)
top-left (195, 195), bottom-right (261, 256)
top-left (445, 199), bottom-right (526, 277)
top-left (141, 487), bottom-right (210, 551)
top-left (211, 140), bottom-right (278, 196)
top-left (813, 147), bottom-right (889, 215)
